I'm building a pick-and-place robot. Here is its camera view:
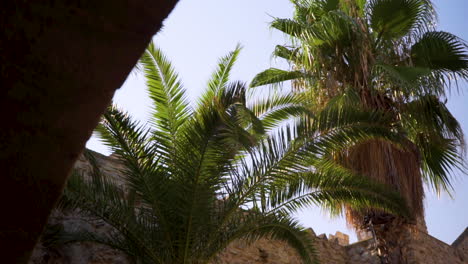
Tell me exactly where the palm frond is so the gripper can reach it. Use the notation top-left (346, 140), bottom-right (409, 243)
top-left (198, 45), bottom-right (242, 108)
top-left (292, 0), bottom-right (340, 23)
top-left (271, 18), bottom-right (306, 37)
top-left (403, 95), bottom-right (465, 145)
top-left (369, 0), bottom-right (434, 39)
top-left (250, 68), bottom-right (306, 88)
top-left (249, 92), bottom-right (312, 131)
top-left (411, 31), bottom-right (468, 80)
top-left (376, 64), bottom-right (431, 85)
top-left (95, 106), bottom-right (154, 163)
top-left (403, 95), bottom-right (466, 194)
top-left (140, 42), bottom-right (191, 145)
top-left (417, 134), bottom-right (465, 195)
top-left (60, 170), bottom-right (159, 257)
top-left (228, 124), bottom-right (409, 218)
top-left (301, 10), bottom-right (357, 48)
top-left (267, 168), bottom-right (409, 219)
top-left (273, 45), bottom-right (302, 64)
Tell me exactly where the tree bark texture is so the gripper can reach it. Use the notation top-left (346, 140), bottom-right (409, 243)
top-left (375, 221), bottom-right (410, 264)
top-left (0, 1), bottom-right (178, 262)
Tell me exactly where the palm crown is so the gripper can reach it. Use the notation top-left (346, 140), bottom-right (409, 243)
top-left (252, 0), bottom-right (467, 227)
top-left (53, 43), bottom-right (410, 264)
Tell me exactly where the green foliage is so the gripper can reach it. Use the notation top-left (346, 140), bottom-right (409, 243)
top-left (369, 0), bottom-right (433, 39)
top-left (411, 31), bottom-right (468, 75)
top-left (140, 42), bottom-right (190, 147)
top-left (52, 44), bottom-right (410, 264)
top-left (402, 95), bottom-right (465, 194)
top-left (250, 68), bottom-right (306, 88)
top-left (253, 0), bottom-right (468, 200)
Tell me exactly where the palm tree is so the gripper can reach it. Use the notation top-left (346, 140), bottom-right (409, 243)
top-left (252, 0), bottom-right (467, 262)
top-left (49, 43), bottom-right (409, 264)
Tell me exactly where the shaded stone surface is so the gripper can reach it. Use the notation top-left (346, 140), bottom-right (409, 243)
top-left (453, 228), bottom-right (468, 254)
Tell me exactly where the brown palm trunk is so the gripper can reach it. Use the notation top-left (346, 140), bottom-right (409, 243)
top-left (366, 217), bottom-right (425, 264)
top-left (0, 1), bottom-right (178, 262)
top-left (342, 139), bottom-right (426, 263)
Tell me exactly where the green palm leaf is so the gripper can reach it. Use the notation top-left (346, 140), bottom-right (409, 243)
top-left (140, 42), bottom-right (190, 145)
top-left (402, 95), bottom-right (466, 194)
top-left (369, 0), bottom-right (434, 39)
top-left (274, 45), bottom-right (302, 64)
top-left (271, 18), bottom-right (305, 37)
top-left (411, 31), bottom-right (468, 77)
top-left (250, 68), bottom-right (306, 88)
top-left (198, 45), bottom-right (242, 108)
top-left (292, 0), bottom-right (340, 22)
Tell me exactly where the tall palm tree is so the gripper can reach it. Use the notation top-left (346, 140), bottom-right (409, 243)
top-left (252, 0), bottom-right (467, 262)
top-left (49, 43), bottom-right (409, 264)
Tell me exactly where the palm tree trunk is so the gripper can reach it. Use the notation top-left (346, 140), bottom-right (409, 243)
top-left (369, 218), bottom-right (424, 264)
top-left (343, 140), bottom-right (425, 222)
top-left (0, 1), bottom-right (178, 262)
top-left (342, 139), bottom-right (427, 263)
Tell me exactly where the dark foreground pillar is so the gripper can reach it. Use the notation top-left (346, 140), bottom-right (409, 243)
top-left (0, 1), bottom-right (178, 262)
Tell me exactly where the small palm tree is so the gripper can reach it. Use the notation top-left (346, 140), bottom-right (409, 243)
top-left (53, 43), bottom-right (408, 264)
top-left (252, 0), bottom-right (467, 262)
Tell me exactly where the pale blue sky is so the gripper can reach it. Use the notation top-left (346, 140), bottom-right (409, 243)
top-left (87, 0), bottom-right (468, 244)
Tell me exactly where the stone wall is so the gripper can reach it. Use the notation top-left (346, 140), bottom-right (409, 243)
top-left (453, 228), bottom-right (468, 258)
top-left (30, 151), bottom-right (468, 264)
top-left (403, 229), bottom-right (467, 264)
top-left (30, 211), bottom-right (130, 264)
